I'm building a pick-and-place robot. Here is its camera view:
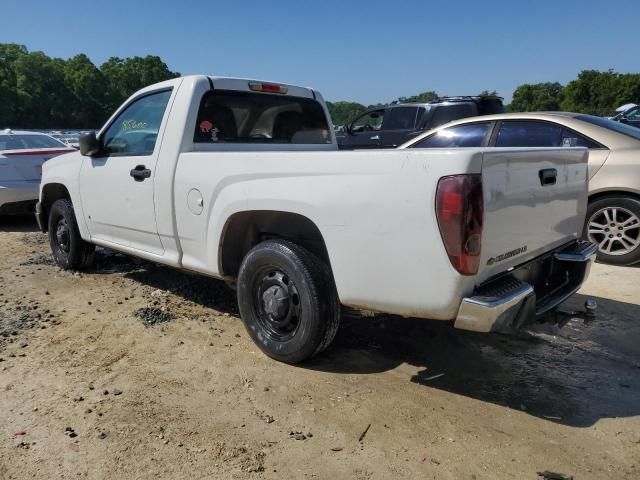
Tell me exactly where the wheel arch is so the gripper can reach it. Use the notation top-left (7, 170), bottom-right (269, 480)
top-left (218, 210), bottom-right (332, 279)
top-left (40, 183), bottom-right (72, 232)
top-left (589, 189), bottom-right (640, 203)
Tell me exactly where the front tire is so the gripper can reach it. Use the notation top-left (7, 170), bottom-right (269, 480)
top-left (48, 199), bottom-right (95, 270)
top-left (237, 239), bottom-right (340, 363)
top-left (584, 195), bottom-right (640, 266)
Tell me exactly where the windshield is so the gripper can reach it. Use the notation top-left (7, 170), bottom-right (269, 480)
top-left (575, 114), bottom-right (640, 141)
top-left (0, 134), bottom-right (67, 150)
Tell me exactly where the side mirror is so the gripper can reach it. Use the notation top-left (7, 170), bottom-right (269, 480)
top-left (79, 131), bottom-right (101, 156)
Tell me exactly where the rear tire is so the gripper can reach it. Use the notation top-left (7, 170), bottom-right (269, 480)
top-left (584, 195), bottom-right (640, 266)
top-left (48, 199), bottom-right (95, 270)
top-left (237, 239), bottom-right (340, 363)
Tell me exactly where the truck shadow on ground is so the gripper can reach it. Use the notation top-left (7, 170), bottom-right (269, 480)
top-left (0, 214), bottom-right (39, 233)
top-left (122, 262), bottom-right (239, 315)
top-left (100, 250), bottom-right (640, 428)
top-left (308, 293), bottom-right (640, 428)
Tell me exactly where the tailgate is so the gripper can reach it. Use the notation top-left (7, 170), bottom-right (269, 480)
top-left (479, 148), bottom-right (588, 280)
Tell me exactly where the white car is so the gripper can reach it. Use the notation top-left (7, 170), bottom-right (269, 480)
top-left (37, 76), bottom-right (595, 363)
top-left (0, 130), bottom-right (74, 215)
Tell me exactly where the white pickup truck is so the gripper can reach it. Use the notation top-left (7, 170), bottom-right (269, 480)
top-left (36, 75), bottom-right (596, 363)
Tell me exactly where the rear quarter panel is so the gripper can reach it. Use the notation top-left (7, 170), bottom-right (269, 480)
top-left (587, 148), bottom-right (640, 197)
top-left (175, 149), bottom-right (485, 320)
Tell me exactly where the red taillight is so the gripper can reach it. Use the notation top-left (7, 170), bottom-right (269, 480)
top-left (248, 82), bottom-right (288, 94)
top-left (435, 175), bottom-right (483, 275)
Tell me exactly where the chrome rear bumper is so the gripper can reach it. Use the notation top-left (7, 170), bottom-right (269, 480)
top-left (455, 240), bottom-right (597, 333)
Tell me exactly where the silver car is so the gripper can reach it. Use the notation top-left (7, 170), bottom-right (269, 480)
top-left (401, 113), bottom-right (640, 266)
top-left (0, 129), bottom-right (73, 216)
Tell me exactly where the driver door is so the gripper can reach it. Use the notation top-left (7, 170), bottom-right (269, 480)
top-left (348, 109), bottom-right (385, 148)
top-left (79, 89), bottom-right (173, 255)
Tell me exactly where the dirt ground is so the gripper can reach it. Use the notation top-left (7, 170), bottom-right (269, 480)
top-left (1, 215), bottom-right (638, 480)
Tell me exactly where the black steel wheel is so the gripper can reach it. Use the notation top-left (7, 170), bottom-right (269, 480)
top-left (48, 199), bottom-right (95, 270)
top-left (237, 239), bottom-right (340, 363)
top-left (253, 268), bottom-right (302, 342)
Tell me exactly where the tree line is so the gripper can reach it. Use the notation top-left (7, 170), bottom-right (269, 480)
top-left (1, 43), bottom-right (639, 128)
top-left (0, 43), bottom-right (179, 129)
top-left (509, 71), bottom-right (640, 116)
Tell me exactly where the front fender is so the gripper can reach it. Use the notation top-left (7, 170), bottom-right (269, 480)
top-left (40, 152), bottom-right (90, 240)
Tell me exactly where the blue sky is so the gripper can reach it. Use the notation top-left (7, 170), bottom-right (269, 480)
top-left (2, 0), bottom-right (639, 104)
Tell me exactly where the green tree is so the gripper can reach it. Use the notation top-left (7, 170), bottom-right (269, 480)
top-left (510, 82), bottom-right (564, 112)
top-left (326, 101), bottom-right (366, 125)
top-left (478, 90), bottom-right (498, 96)
top-left (0, 43), bottom-right (28, 127)
top-left (101, 56), bottom-right (180, 113)
top-left (13, 50), bottom-right (71, 128)
top-left (398, 91), bottom-right (438, 103)
top-left (0, 43), bottom-right (181, 128)
top-left (63, 54), bottom-right (108, 127)
top-left (561, 70), bottom-right (640, 116)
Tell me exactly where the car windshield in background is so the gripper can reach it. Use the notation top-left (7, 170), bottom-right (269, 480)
top-left (576, 114), bottom-right (640, 141)
top-left (194, 90), bottom-right (331, 144)
top-left (0, 134), bottom-right (66, 150)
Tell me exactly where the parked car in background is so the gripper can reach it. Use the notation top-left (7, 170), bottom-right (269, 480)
top-left (401, 112), bottom-right (640, 265)
top-left (50, 133), bottom-right (81, 149)
top-left (610, 104), bottom-right (640, 129)
top-left (0, 129), bottom-right (74, 215)
top-left (336, 96), bottom-right (504, 149)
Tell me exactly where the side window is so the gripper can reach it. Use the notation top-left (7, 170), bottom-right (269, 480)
top-left (625, 107), bottom-right (640, 121)
top-left (351, 110), bottom-right (385, 132)
top-left (561, 129), bottom-right (601, 148)
top-left (411, 122), bottom-right (491, 148)
top-left (384, 107), bottom-right (418, 130)
top-left (102, 90), bottom-right (172, 155)
top-left (495, 121), bottom-right (562, 147)
top-left (429, 104), bottom-right (476, 129)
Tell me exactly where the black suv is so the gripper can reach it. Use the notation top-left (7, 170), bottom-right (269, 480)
top-left (335, 96), bottom-right (505, 149)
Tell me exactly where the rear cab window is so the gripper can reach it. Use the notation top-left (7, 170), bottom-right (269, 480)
top-left (194, 90), bottom-right (331, 144)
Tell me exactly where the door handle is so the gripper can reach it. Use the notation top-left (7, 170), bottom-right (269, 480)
top-left (370, 135), bottom-right (380, 140)
top-left (539, 168), bottom-right (557, 186)
top-left (130, 165), bottom-right (151, 181)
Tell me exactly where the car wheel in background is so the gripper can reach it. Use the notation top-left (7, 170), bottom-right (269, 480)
top-left (47, 199), bottom-right (95, 270)
top-left (237, 239), bottom-right (340, 363)
top-left (584, 195), bottom-right (640, 266)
